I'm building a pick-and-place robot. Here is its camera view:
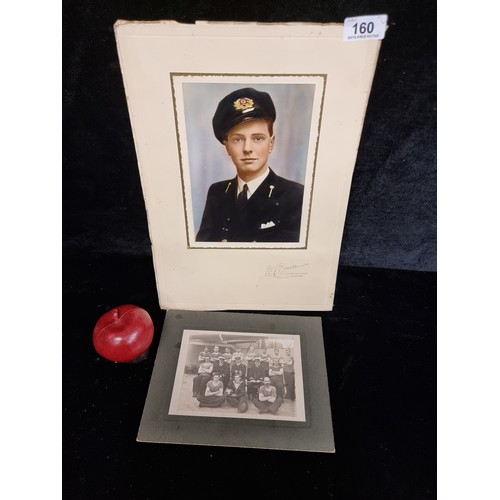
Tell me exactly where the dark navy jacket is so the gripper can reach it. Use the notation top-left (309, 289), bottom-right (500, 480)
top-left (196, 169), bottom-right (304, 242)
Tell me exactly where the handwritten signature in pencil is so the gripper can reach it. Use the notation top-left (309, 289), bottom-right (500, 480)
top-left (265, 263), bottom-right (309, 279)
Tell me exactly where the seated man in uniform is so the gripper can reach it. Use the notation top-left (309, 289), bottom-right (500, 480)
top-left (196, 373), bottom-right (226, 408)
top-left (196, 87), bottom-right (304, 243)
top-left (225, 374), bottom-right (248, 413)
top-left (253, 376), bottom-right (283, 415)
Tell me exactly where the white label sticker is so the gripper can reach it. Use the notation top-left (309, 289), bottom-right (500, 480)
top-left (343, 14), bottom-right (388, 42)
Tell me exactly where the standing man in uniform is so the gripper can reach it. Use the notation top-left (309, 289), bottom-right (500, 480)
top-left (246, 357), bottom-right (267, 401)
top-left (213, 356), bottom-right (230, 390)
top-left (258, 348), bottom-right (271, 377)
top-left (196, 87), bottom-right (304, 243)
top-left (282, 349), bottom-right (296, 401)
top-left (231, 357), bottom-right (247, 382)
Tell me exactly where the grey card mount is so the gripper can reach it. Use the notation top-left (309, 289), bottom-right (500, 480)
top-left (137, 310), bottom-right (335, 453)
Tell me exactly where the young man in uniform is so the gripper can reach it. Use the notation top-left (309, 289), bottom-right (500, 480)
top-left (246, 357), bottom-right (267, 401)
top-left (225, 374), bottom-right (249, 413)
top-left (196, 87), bottom-right (304, 243)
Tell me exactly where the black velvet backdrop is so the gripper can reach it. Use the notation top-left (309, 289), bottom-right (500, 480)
top-left (63, 2), bottom-right (436, 498)
top-left (63, 0), bottom-right (436, 271)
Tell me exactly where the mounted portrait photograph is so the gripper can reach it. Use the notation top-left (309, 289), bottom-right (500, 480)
top-left (168, 329), bottom-right (306, 422)
top-left (171, 74), bottom-right (325, 249)
top-left (115, 22), bottom-right (382, 310)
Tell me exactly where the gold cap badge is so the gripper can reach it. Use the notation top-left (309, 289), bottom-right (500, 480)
top-left (233, 97), bottom-right (255, 111)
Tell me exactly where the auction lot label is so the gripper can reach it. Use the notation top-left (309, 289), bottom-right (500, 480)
top-left (344, 15), bottom-right (388, 42)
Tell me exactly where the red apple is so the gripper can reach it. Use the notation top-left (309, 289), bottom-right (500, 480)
top-left (92, 304), bottom-right (154, 363)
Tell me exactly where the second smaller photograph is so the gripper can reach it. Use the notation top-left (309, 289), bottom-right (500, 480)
top-left (169, 329), bottom-right (305, 422)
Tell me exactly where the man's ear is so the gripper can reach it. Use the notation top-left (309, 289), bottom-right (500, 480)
top-left (269, 136), bottom-right (275, 152)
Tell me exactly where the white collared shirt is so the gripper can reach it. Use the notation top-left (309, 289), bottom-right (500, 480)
top-left (237, 167), bottom-right (270, 199)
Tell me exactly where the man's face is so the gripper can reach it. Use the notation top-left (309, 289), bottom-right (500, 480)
top-left (264, 377), bottom-right (271, 386)
top-left (224, 119), bottom-right (274, 182)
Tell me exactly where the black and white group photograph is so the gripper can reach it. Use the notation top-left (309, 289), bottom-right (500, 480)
top-left (169, 329), bottom-right (305, 421)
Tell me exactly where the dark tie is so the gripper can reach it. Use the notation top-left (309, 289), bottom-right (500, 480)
top-left (236, 184), bottom-right (248, 210)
